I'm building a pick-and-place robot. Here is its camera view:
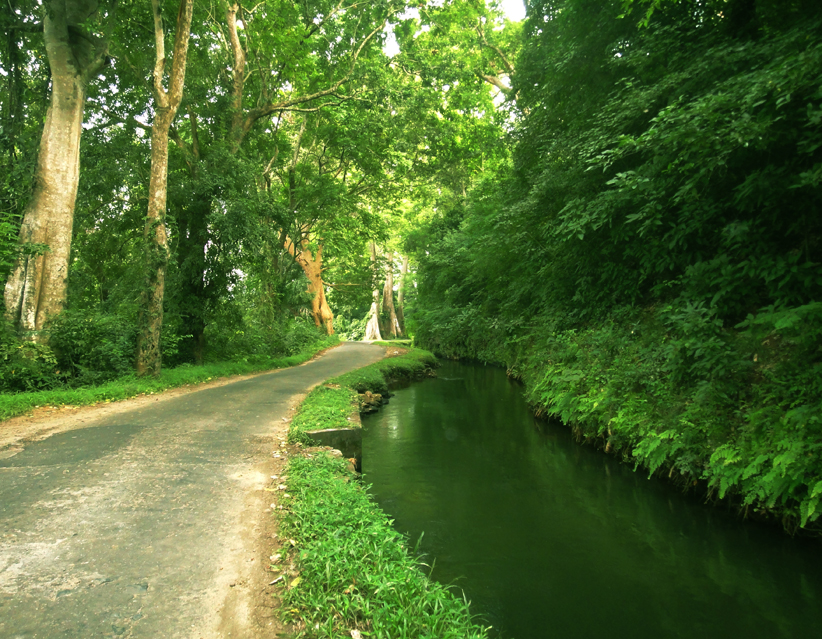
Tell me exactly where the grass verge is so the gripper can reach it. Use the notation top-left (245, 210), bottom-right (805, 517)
top-left (0, 335), bottom-right (340, 422)
top-left (280, 348), bottom-right (488, 638)
top-left (370, 339), bottom-right (413, 347)
top-left (280, 454), bottom-right (489, 638)
top-left (290, 348), bottom-right (437, 442)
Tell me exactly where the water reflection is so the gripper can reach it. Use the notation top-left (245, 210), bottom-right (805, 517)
top-left (362, 361), bottom-right (822, 639)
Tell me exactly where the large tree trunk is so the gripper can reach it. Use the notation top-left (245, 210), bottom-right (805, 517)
top-left (381, 251), bottom-right (401, 338)
top-left (364, 242), bottom-right (382, 341)
top-left (286, 239), bottom-right (334, 335)
top-left (396, 254), bottom-right (409, 337)
top-left (303, 245), bottom-right (334, 335)
top-left (135, 0), bottom-right (194, 376)
top-left (3, 1), bottom-right (108, 336)
top-left (135, 109), bottom-right (173, 375)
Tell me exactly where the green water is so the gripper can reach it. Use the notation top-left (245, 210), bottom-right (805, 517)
top-left (361, 361), bottom-right (822, 639)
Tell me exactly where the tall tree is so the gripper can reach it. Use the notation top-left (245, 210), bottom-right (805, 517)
top-left (161, 0), bottom-right (402, 359)
top-left (364, 241), bottom-right (382, 341)
top-left (380, 251), bottom-right (401, 337)
top-left (396, 253), bottom-right (409, 335)
top-left (135, 0), bottom-right (194, 376)
top-left (3, 0), bottom-right (114, 337)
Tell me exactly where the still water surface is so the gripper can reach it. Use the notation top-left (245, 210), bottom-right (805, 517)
top-left (361, 361), bottom-right (822, 639)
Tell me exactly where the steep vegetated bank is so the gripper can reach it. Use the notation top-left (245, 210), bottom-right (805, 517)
top-left (413, 0), bottom-right (822, 533)
top-left (280, 349), bottom-right (488, 638)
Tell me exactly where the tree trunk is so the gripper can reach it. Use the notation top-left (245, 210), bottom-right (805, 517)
top-left (286, 238), bottom-right (334, 335)
top-left (364, 242), bottom-right (382, 341)
top-left (396, 254), bottom-right (409, 336)
top-left (135, 0), bottom-right (194, 376)
top-left (381, 251), bottom-right (401, 338)
top-left (3, 74), bottom-right (84, 335)
top-left (3, 1), bottom-right (108, 336)
top-left (303, 245), bottom-right (335, 335)
top-left (135, 108), bottom-right (173, 376)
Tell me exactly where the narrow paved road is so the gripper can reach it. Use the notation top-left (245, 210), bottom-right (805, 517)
top-left (0, 342), bottom-right (384, 639)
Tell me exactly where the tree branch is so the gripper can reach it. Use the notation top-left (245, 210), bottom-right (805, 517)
top-left (151, 0), bottom-right (168, 107)
top-left (475, 22), bottom-right (514, 74)
top-left (227, 2), bottom-right (247, 151)
top-left (236, 8), bottom-right (398, 145)
top-left (475, 71), bottom-right (512, 95)
top-left (167, 0), bottom-right (195, 107)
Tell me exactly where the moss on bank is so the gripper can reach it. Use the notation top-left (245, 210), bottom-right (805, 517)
top-left (280, 348), bottom-right (488, 638)
top-left (0, 335), bottom-right (339, 422)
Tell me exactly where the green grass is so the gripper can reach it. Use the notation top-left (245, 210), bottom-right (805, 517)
top-left (290, 384), bottom-right (361, 441)
top-left (0, 335), bottom-right (340, 422)
top-left (330, 349), bottom-right (437, 395)
top-left (370, 339), bottom-right (413, 347)
top-left (280, 451), bottom-right (488, 639)
top-left (279, 348), bottom-right (488, 638)
top-left (290, 349), bottom-right (438, 442)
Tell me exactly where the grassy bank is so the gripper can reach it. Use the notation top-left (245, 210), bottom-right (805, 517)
top-left (289, 348), bottom-right (437, 442)
top-left (0, 335), bottom-right (339, 422)
top-left (280, 349), bottom-right (489, 638)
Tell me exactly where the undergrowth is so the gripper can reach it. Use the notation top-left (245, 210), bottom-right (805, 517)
top-left (280, 347), bottom-right (488, 638)
top-left (0, 335), bottom-right (339, 422)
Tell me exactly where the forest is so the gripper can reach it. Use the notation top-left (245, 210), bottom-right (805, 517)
top-left (2, 0), bottom-right (821, 532)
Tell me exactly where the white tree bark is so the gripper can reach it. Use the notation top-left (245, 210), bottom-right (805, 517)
top-left (364, 242), bottom-right (382, 341)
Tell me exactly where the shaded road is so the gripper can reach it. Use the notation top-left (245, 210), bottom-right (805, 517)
top-left (0, 342), bottom-right (384, 638)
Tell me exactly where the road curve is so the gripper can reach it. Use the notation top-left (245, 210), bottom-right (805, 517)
top-left (0, 342), bottom-right (384, 639)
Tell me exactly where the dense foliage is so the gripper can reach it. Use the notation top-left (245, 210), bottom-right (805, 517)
top-left (413, 0), bottom-right (822, 531)
top-left (0, 0), bottom-right (507, 389)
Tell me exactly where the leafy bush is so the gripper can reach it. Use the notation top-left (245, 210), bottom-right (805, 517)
top-left (204, 316), bottom-right (326, 364)
top-left (0, 321), bottom-right (61, 392)
top-left (333, 314), bottom-right (367, 341)
top-left (48, 309), bottom-right (138, 385)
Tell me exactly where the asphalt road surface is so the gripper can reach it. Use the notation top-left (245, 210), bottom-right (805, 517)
top-left (0, 342), bottom-right (384, 639)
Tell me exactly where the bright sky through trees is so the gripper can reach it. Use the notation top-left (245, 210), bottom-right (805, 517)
top-left (499, 0), bottom-right (526, 21)
top-left (383, 1), bottom-right (525, 57)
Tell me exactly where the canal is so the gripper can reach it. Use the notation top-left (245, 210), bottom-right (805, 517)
top-left (361, 360), bottom-right (822, 639)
